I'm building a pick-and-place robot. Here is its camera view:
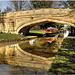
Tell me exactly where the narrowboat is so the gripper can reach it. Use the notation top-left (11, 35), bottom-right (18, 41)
top-left (45, 27), bottom-right (59, 37)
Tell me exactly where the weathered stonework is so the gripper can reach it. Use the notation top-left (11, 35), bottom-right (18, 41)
top-left (0, 8), bottom-right (75, 35)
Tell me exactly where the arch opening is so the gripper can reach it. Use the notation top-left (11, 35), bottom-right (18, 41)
top-left (17, 19), bottom-right (74, 36)
top-left (18, 20), bottom-right (49, 36)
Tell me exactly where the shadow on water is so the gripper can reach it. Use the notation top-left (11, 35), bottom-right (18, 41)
top-left (0, 36), bottom-right (64, 75)
top-left (27, 33), bottom-right (44, 37)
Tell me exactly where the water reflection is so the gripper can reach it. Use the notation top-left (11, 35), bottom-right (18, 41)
top-left (0, 36), bottom-right (64, 75)
top-left (19, 37), bottom-right (64, 55)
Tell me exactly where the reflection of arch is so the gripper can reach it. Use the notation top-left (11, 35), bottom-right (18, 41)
top-left (0, 36), bottom-right (64, 71)
top-left (0, 44), bottom-right (53, 71)
top-left (16, 43), bottom-right (55, 70)
top-left (0, 46), bottom-right (49, 74)
top-left (16, 44), bottom-right (51, 61)
top-left (16, 19), bottom-right (74, 35)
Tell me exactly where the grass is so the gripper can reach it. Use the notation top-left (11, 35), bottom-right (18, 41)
top-left (48, 37), bottom-right (75, 74)
top-left (0, 30), bottom-right (45, 39)
top-left (0, 33), bottom-right (26, 39)
top-left (29, 30), bottom-right (45, 34)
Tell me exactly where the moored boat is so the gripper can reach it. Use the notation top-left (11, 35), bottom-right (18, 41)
top-left (45, 34), bottom-right (59, 43)
top-left (45, 27), bottom-right (59, 43)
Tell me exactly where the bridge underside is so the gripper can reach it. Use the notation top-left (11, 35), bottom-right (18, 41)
top-left (17, 19), bottom-right (75, 36)
top-left (18, 20), bottom-right (49, 35)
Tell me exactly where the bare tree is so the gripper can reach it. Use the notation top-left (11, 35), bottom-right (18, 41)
top-left (0, 3), bottom-right (2, 12)
top-left (30, 1), bottom-right (53, 9)
top-left (67, 1), bottom-right (75, 8)
top-left (3, 6), bottom-right (12, 13)
top-left (9, 0), bottom-right (28, 11)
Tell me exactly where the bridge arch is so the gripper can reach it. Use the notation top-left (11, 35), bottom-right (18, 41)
top-left (1, 8), bottom-right (75, 34)
top-left (16, 18), bottom-right (74, 35)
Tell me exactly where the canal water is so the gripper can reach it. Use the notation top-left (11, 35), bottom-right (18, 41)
top-left (0, 36), bottom-right (64, 75)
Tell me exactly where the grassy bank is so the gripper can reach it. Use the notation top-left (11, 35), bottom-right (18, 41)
top-left (0, 33), bottom-right (25, 39)
top-left (0, 30), bottom-right (46, 39)
top-left (29, 30), bottom-right (45, 34)
top-left (48, 37), bottom-right (75, 74)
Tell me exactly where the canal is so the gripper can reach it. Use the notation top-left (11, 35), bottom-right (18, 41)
top-left (0, 36), bottom-right (64, 75)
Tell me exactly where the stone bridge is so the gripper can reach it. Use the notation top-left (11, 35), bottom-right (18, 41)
top-left (0, 8), bottom-right (75, 35)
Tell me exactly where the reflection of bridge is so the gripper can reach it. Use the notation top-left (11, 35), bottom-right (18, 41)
top-left (0, 37), bottom-right (64, 70)
top-left (0, 8), bottom-right (75, 35)
top-left (0, 36), bottom-right (64, 73)
top-left (0, 44), bottom-right (54, 71)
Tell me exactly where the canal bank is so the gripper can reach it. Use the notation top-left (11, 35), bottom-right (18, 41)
top-left (0, 36), bottom-right (37, 42)
top-left (0, 33), bottom-right (37, 42)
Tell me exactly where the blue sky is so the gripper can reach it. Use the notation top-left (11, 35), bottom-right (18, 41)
top-left (0, 1), bottom-right (10, 12)
top-left (0, 1), bottom-right (68, 12)
top-left (0, 1), bottom-right (30, 12)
